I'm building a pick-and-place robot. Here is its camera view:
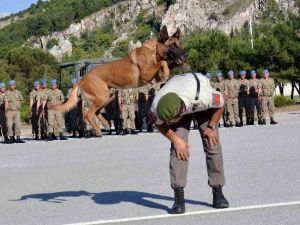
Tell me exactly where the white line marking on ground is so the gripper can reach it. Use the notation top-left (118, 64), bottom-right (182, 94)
top-left (64, 201), bottom-right (300, 225)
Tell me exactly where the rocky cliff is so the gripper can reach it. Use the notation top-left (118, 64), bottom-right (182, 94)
top-left (9, 0), bottom-right (297, 60)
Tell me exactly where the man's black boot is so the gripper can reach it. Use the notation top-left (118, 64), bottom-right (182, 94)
top-left (261, 119), bottom-right (266, 125)
top-left (227, 122), bottom-right (233, 128)
top-left (3, 136), bottom-right (11, 144)
top-left (130, 129), bottom-right (138, 135)
top-left (121, 129), bottom-right (127, 135)
top-left (171, 188), bottom-right (185, 214)
top-left (212, 186), bottom-right (229, 209)
top-left (270, 118), bottom-right (278, 125)
top-left (72, 130), bottom-right (76, 138)
top-left (16, 136), bottom-right (25, 143)
top-left (47, 133), bottom-right (54, 141)
top-left (34, 132), bottom-right (39, 140)
top-left (9, 136), bottom-right (15, 144)
top-left (59, 132), bottom-right (68, 140)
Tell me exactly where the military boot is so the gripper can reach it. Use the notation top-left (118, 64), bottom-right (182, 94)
top-left (227, 122), bottom-right (233, 128)
top-left (16, 136), bottom-right (25, 143)
top-left (47, 133), bottom-right (54, 141)
top-left (130, 129), bottom-right (138, 135)
top-left (171, 188), bottom-right (185, 214)
top-left (270, 118), bottom-right (278, 125)
top-left (3, 136), bottom-right (11, 144)
top-left (121, 129), bottom-right (128, 135)
top-left (212, 186), bottom-right (229, 209)
top-left (34, 132), bottom-right (39, 140)
top-left (72, 130), bottom-right (77, 138)
top-left (59, 132), bottom-right (68, 140)
top-left (235, 122), bottom-right (243, 127)
top-left (9, 136), bottom-right (15, 144)
top-left (261, 119), bottom-right (266, 125)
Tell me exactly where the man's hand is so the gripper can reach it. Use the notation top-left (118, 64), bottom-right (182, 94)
top-left (203, 127), bottom-right (219, 148)
top-left (173, 137), bottom-right (190, 160)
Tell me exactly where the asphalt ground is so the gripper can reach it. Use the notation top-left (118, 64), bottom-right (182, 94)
top-left (0, 112), bottom-right (300, 225)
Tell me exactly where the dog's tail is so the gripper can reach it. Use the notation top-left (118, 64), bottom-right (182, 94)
top-left (50, 81), bottom-right (81, 112)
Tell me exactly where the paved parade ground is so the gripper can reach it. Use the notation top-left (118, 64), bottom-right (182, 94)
top-left (1, 111), bottom-right (300, 225)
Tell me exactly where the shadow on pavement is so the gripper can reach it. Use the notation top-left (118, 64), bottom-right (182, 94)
top-left (11, 190), bottom-right (212, 212)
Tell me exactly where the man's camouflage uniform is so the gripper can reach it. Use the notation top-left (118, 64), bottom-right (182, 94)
top-left (29, 88), bottom-right (41, 139)
top-left (0, 89), bottom-right (8, 142)
top-left (39, 87), bottom-right (49, 139)
top-left (137, 84), bottom-right (151, 132)
top-left (118, 88), bottom-right (138, 134)
top-left (4, 89), bottom-right (24, 139)
top-left (44, 88), bottom-right (65, 138)
top-left (225, 78), bottom-right (240, 126)
top-left (237, 78), bottom-right (249, 125)
top-left (260, 77), bottom-right (277, 124)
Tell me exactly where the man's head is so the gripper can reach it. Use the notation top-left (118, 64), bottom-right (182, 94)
top-left (34, 81), bottom-right (40, 90)
top-left (0, 83), bottom-right (6, 93)
top-left (157, 26), bottom-right (185, 66)
top-left (41, 79), bottom-right (47, 89)
top-left (240, 70), bottom-right (246, 79)
top-left (51, 79), bottom-right (57, 90)
top-left (157, 92), bottom-right (184, 124)
top-left (227, 70), bottom-right (234, 79)
top-left (71, 78), bottom-right (77, 87)
top-left (250, 70), bottom-right (256, 79)
top-left (263, 69), bottom-right (269, 78)
top-left (9, 80), bottom-right (16, 91)
top-left (205, 72), bottom-right (211, 80)
top-left (217, 72), bottom-right (223, 82)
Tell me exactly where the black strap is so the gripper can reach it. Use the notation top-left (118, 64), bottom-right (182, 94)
top-left (192, 72), bottom-right (200, 100)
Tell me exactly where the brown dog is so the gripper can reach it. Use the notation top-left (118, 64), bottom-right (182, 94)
top-left (51, 26), bottom-right (185, 136)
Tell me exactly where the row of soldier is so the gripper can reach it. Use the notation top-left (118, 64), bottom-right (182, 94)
top-left (0, 69), bottom-right (278, 144)
top-left (207, 69), bottom-right (278, 127)
top-left (0, 78), bottom-right (163, 144)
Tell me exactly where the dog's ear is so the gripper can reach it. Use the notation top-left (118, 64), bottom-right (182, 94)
top-left (172, 28), bottom-right (181, 39)
top-left (158, 26), bottom-right (169, 44)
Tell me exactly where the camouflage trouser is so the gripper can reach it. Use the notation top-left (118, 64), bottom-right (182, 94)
top-left (0, 110), bottom-right (7, 136)
top-left (48, 110), bottom-right (65, 136)
top-left (248, 97), bottom-right (262, 121)
top-left (31, 109), bottom-right (39, 134)
top-left (226, 98), bottom-right (240, 124)
top-left (261, 96), bottom-right (275, 120)
top-left (6, 110), bottom-right (22, 136)
top-left (238, 97), bottom-right (248, 123)
top-left (39, 110), bottom-right (48, 135)
top-left (121, 104), bottom-right (136, 130)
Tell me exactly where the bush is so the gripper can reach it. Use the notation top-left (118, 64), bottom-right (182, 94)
top-left (46, 38), bottom-right (59, 50)
top-left (274, 95), bottom-right (296, 107)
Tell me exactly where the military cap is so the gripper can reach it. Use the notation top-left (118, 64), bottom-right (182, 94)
top-left (41, 79), bottom-right (47, 85)
top-left (34, 81), bottom-right (40, 87)
top-left (157, 92), bottom-right (182, 121)
top-left (9, 80), bottom-right (16, 86)
top-left (250, 70), bottom-right (256, 75)
top-left (205, 73), bottom-right (211, 79)
top-left (51, 79), bottom-right (57, 86)
top-left (0, 83), bottom-right (5, 89)
top-left (217, 72), bottom-right (222, 77)
top-left (71, 78), bottom-right (77, 85)
top-left (227, 70), bottom-right (234, 76)
top-left (263, 69), bottom-right (269, 74)
top-left (240, 70), bottom-right (246, 75)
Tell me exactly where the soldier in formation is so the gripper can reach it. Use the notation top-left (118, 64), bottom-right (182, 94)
top-left (260, 70), bottom-right (278, 125)
top-left (29, 81), bottom-right (41, 140)
top-left (44, 79), bottom-right (67, 141)
top-left (0, 83), bottom-right (9, 144)
top-left (4, 80), bottom-right (25, 143)
top-left (118, 88), bottom-right (138, 135)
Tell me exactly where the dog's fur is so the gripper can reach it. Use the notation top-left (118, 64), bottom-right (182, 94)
top-left (51, 26), bottom-right (184, 136)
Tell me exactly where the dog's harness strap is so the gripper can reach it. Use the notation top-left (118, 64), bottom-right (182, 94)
top-left (192, 72), bottom-right (200, 100)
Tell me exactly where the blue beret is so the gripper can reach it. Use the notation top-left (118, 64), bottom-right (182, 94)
top-left (41, 79), bottom-right (47, 85)
top-left (51, 80), bottom-right (57, 86)
top-left (250, 70), bottom-right (256, 75)
top-left (217, 72), bottom-right (222, 77)
top-left (263, 69), bottom-right (269, 74)
top-left (240, 70), bottom-right (246, 75)
top-left (9, 80), bottom-right (16, 86)
top-left (228, 70), bottom-right (234, 76)
top-left (205, 72), bottom-right (211, 78)
top-left (0, 83), bottom-right (5, 88)
top-left (71, 78), bottom-right (77, 85)
top-left (34, 81), bottom-right (40, 87)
